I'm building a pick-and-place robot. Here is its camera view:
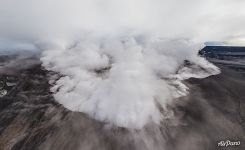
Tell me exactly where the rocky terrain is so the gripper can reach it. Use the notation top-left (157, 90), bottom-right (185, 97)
top-left (0, 49), bottom-right (244, 150)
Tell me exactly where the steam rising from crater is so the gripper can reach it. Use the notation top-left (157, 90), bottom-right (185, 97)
top-left (41, 36), bottom-right (220, 128)
top-left (1, 0), bottom-right (245, 128)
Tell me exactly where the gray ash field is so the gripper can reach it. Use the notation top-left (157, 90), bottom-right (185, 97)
top-left (0, 47), bottom-right (244, 150)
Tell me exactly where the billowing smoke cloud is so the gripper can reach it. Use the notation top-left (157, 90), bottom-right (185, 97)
top-left (41, 36), bottom-right (220, 129)
top-left (1, 0), bottom-right (245, 128)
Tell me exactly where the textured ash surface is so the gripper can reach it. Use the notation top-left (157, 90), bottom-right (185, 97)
top-left (0, 56), bottom-right (244, 150)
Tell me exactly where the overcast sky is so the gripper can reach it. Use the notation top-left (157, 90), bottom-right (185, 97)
top-left (0, 0), bottom-right (245, 48)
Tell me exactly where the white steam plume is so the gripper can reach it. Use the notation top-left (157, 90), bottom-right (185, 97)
top-left (41, 36), bottom-right (219, 129)
top-left (1, 0), bottom-right (245, 128)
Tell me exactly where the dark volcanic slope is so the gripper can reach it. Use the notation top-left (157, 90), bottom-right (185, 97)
top-left (0, 57), bottom-right (244, 150)
top-left (200, 46), bottom-right (245, 58)
top-left (170, 63), bottom-right (245, 150)
top-left (0, 64), bottom-right (66, 150)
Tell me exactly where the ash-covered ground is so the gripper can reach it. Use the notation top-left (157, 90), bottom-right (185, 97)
top-left (0, 48), bottom-right (244, 150)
